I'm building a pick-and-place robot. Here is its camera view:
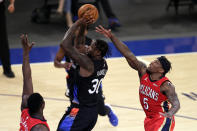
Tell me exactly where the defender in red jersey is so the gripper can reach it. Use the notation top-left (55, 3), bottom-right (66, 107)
top-left (19, 35), bottom-right (50, 131)
top-left (96, 26), bottom-right (180, 131)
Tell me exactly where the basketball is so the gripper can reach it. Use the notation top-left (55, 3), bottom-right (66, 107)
top-left (78, 4), bottom-right (99, 24)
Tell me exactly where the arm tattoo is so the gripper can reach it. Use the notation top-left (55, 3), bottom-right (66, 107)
top-left (138, 61), bottom-right (147, 78)
top-left (164, 82), bottom-right (180, 115)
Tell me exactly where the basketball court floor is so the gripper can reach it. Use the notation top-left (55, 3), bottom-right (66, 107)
top-left (0, 37), bottom-right (197, 130)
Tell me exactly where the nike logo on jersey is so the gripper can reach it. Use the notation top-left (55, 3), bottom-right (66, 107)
top-left (153, 83), bottom-right (158, 87)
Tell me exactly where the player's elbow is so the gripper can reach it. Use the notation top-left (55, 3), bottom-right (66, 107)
top-left (84, 65), bottom-right (94, 75)
top-left (54, 60), bottom-right (59, 68)
top-left (85, 65), bottom-right (94, 74)
top-left (54, 56), bottom-right (61, 66)
top-left (89, 66), bottom-right (94, 74)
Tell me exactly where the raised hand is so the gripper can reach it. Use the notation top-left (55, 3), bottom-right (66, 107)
top-left (20, 34), bottom-right (35, 55)
top-left (95, 25), bottom-right (112, 38)
top-left (78, 14), bottom-right (94, 26)
top-left (8, 3), bottom-right (15, 13)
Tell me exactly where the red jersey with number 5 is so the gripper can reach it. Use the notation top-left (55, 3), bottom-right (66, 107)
top-left (139, 73), bottom-right (169, 118)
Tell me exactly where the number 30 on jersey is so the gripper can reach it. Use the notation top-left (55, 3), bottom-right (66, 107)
top-left (88, 78), bottom-right (103, 94)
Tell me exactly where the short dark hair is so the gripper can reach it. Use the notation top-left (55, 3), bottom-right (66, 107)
top-left (95, 39), bottom-right (111, 57)
top-left (27, 93), bottom-right (44, 114)
top-left (157, 56), bottom-right (172, 76)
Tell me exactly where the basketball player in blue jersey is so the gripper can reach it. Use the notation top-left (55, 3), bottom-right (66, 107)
top-left (54, 21), bottom-right (118, 130)
top-left (55, 18), bottom-right (117, 131)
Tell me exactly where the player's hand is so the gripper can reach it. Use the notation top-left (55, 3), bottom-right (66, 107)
top-left (80, 10), bottom-right (95, 25)
top-left (64, 62), bottom-right (73, 70)
top-left (8, 3), bottom-right (15, 13)
top-left (95, 25), bottom-right (112, 39)
top-left (159, 112), bottom-right (173, 119)
top-left (57, 7), bottom-right (63, 14)
top-left (20, 34), bottom-right (35, 55)
top-left (77, 17), bottom-right (93, 27)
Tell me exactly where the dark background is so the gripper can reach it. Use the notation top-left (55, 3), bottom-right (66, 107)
top-left (5, 0), bottom-right (197, 48)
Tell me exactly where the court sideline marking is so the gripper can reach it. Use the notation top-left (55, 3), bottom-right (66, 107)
top-left (0, 93), bottom-right (196, 121)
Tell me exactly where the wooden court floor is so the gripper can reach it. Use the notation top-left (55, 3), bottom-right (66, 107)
top-left (0, 53), bottom-right (197, 131)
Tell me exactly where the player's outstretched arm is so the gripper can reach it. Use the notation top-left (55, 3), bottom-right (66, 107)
top-left (20, 34), bottom-right (35, 111)
top-left (160, 81), bottom-right (180, 118)
top-left (95, 25), bottom-right (146, 75)
top-left (60, 18), bottom-right (94, 74)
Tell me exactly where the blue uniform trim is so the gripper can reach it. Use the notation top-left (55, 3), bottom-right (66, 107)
top-left (161, 118), bottom-right (172, 131)
top-left (73, 84), bottom-right (79, 104)
top-left (100, 83), bottom-right (103, 90)
top-left (163, 101), bottom-right (169, 112)
top-left (58, 115), bottom-right (75, 131)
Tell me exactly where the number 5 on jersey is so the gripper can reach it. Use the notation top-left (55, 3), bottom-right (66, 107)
top-left (88, 78), bottom-right (103, 94)
top-left (143, 97), bottom-right (149, 110)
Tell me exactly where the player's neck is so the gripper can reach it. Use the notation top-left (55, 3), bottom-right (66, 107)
top-left (31, 111), bottom-right (44, 120)
top-left (150, 73), bottom-right (162, 81)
